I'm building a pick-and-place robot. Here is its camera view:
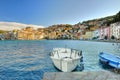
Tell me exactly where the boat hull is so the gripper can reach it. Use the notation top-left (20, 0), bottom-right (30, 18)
top-left (99, 52), bottom-right (120, 69)
top-left (51, 57), bottom-right (81, 72)
top-left (50, 48), bottom-right (83, 72)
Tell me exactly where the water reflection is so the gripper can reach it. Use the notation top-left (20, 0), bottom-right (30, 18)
top-left (98, 60), bottom-right (115, 73)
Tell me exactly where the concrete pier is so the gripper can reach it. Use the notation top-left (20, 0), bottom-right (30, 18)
top-left (43, 70), bottom-right (120, 80)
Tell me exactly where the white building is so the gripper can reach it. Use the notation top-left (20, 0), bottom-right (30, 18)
top-left (110, 22), bottom-right (120, 39)
top-left (0, 34), bottom-right (5, 40)
top-left (93, 29), bottom-right (100, 39)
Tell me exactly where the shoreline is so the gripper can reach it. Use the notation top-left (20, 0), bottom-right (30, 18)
top-left (81, 40), bottom-right (120, 43)
top-left (0, 39), bottom-right (120, 43)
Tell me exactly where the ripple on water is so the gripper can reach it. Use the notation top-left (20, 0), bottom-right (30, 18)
top-left (0, 40), bottom-right (119, 80)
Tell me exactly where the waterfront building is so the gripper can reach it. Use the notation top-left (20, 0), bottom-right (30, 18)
top-left (0, 34), bottom-right (5, 40)
top-left (99, 27), bottom-right (104, 39)
top-left (17, 31), bottom-right (24, 40)
top-left (99, 26), bottom-right (110, 40)
top-left (48, 31), bottom-right (57, 39)
top-left (84, 31), bottom-right (94, 40)
top-left (110, 22), bottom-right (120, 39)
top-left (17, 27), bottom-right (45, 40)
top-left (35, 32), bottom-right (45, 40)
top-left (103, 27), bottom-right (110, 39)
top-left (93, 29), bottom-right (100, 39)
top-left (12, 29), bottom-right (19, 39)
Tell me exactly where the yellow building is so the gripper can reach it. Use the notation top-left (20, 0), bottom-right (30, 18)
top-left (48, 32), bottom-right (57, 39)
top-left (17, 27), bottom-right (46, 40)
top-left (17, 31), bottom-right (24, 40)
top-left (35, 31), bottom-right (45, 40)
top-left (90, 26), bottom-right (99, 31)
top-left (84, 31), bottom-right (94, 40)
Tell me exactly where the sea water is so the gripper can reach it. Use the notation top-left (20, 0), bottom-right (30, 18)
top-left (0, 40), bottom-right (119, 80)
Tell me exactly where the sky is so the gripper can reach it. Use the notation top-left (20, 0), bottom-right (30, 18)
top-left (0, 0), bottom-right (120, 27)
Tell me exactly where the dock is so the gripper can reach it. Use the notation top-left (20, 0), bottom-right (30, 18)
top-left (43, 70), bottom-right (120, 80)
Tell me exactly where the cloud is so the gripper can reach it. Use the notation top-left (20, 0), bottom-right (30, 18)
top-left (0, 22), bottom-right (44, 31)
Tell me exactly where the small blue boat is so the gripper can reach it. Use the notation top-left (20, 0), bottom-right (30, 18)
top-left (99, 52), bottom-right (120, 69)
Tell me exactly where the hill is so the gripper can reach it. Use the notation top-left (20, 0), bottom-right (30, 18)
top-left (77, 11), bottom-right (120, 30)
top-left (0, 22), bottom-right (44, 31)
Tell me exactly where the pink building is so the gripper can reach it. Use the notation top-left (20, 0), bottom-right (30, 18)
top-left (99, 26), bottom-right (110, 39)
top-left (104, 27), bottom-right (110, 39)
top-left (99, 27), bottom-right (104, 39)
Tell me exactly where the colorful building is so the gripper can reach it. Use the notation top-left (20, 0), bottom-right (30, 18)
top-left (17, 27), bottom-right (45, 40)
top-left (99, 26), bottom-right (110, 40)
top-left (103, 27), bottom-right (110, 39)
top-left (93, 29), bottom-right (100, 39)
top-left (99, 27), bottom-right (104, 39)
top-left (110, 22), bottom-right (120, 39)
top-left (84, 31), bottom-right (94, 40)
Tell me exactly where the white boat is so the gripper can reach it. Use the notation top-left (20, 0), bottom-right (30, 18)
top-left (50, 48), bottom-right (83, 72)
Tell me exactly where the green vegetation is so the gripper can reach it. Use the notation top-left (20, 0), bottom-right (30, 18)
top-left (49, 24), bottom-right (72, 28)
top-left (80, 11), bottom-right (120, 30)
top-left (104, 11), bottom-right (120, 26)
top-left (0, 30), bottom-right (8, 34)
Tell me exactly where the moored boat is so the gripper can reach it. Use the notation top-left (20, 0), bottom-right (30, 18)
top-left (99, 52), bottom-right (120, 69)
top-left (50, 48), bottom-right (83, 72)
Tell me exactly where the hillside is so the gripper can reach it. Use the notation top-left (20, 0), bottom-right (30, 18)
top-left (0, 30), bottom-right (8, 34)
top-left (47, 11), bottom-right (120, 32)
top-left (78, 11), bottom-right (120, 30)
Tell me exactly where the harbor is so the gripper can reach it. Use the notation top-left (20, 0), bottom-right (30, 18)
top-left (0, 0), bottom-right (120, 80)
top-left (0, 40), bottom-right (120, 80)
